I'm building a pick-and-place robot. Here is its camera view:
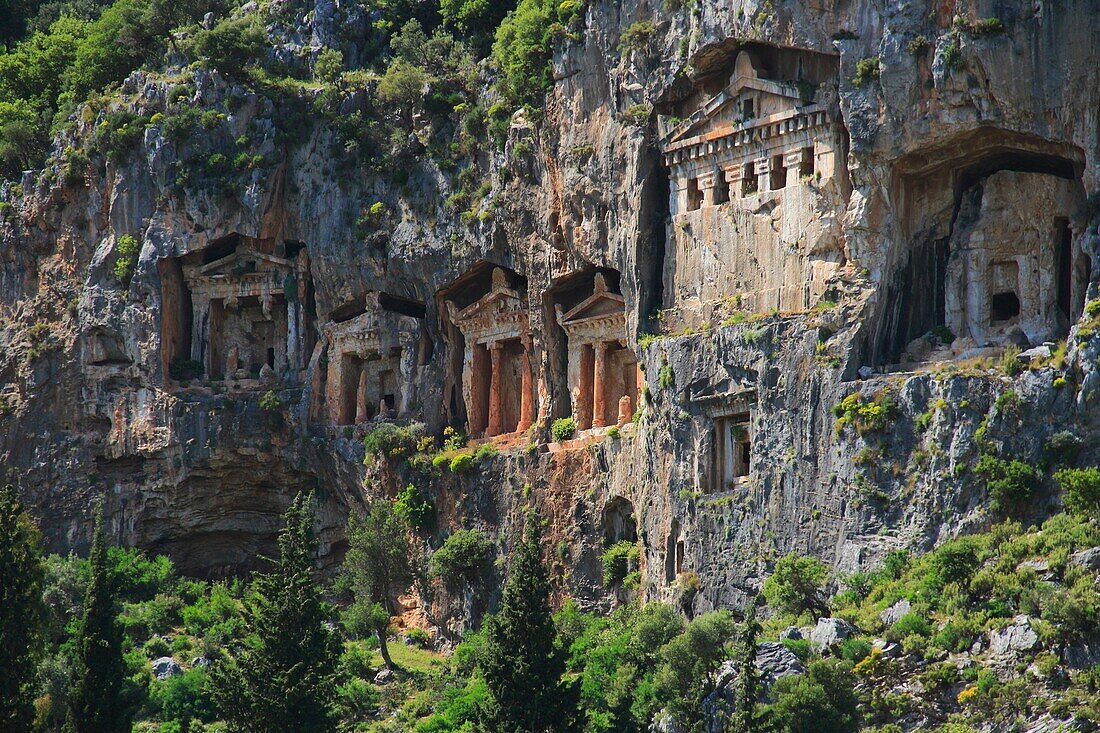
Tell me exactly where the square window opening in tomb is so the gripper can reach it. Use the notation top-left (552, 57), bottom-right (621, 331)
top-left (713, 415), bottom-right (751, 492)
top-left (990, 291), bottom-right (1021, 324)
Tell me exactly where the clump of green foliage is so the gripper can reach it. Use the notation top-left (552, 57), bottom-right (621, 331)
top-left (618, 19), bottom-right (656, 53)
top-left (393, 483), bottom-right (435, 531)
top-left (258, 390), bottom-right (282, 411)
top-left (363, 422), bottom-right (425, 461)
top-left (833, 391), bottom-right (896, 435)
top-left (1055, 467), bottom-right (1100, 516)
top-left (974, 454), bottom-right (1040, 515)
top-left (112, 234), bottom-right (139, 286)
top-left (492, 0), bottom-right (584, 110)
top-left (430, 529), bottom-right (494, 585)
top-left (551, 416), bottom-right (576, 442)
top-left (852, 57), bottom-right (881, 86)
top-left (600, 540), bottom-right (639, 587)
top-left (763, 552), bottom-right (829, 619)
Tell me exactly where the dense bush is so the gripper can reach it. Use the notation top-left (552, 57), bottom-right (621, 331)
top-left (763, 552), bottom-right (829, 618)
top-left (1055, 467), bottom-right (1100, 516)
top-left (975, 454), bottom-right (1041, 514)
top-left (363, 422), bottom-right (425, 460)
top-left (430, 529), bottom-right (493, 584)
top-left (551, 416), bottom-right (576, 442)
top-left (600, 540), bottom-right (639, 587)
top-left (393, 483), bottom-right (434, 531)
top-left (768, 659), bottom-right (860, 733)
top-left (112, 234), bottom-right (139, 285)
top-left (492, 0), bottom-right (582, 109)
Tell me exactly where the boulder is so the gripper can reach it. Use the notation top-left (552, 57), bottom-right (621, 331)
top-left (809, 618), bottom-right (857, 653)
top-left (152, 657), bottom-right (182, 680)
top-left (754, 641), bottom-right (806, 684)
top-left (1070, 547), bottom-right (1100, 571)
top-left (879, 598), bottom-right (911, 627)
top-left (191, 656), bottom-right (212, 667)
top-left (374, 668), bottom-right (395, 685)
top-left (988, 615), bottom-right (1040, 657)
top-left (1017, 344), bottom-right (1052, 362)
top-left (779, 626), bottom-right (803, 641)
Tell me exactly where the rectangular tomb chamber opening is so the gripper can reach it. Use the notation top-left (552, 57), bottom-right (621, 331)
top-left (770, 152), bottom-right (787, 191)
top-left (713, 171), bottom-right (731, 204)
top-left (687, 177), bottom-right (704, 211)
top-left (158, 256), bottom-right (193, 379)
top-left (987, 261), bottom-right (1021, 325)
top-left (713, 414), bottom-right (751, 491)
top-left (799, 147), bottom-right (814, 178)
top-left (742, 161), bottom-right (758, 196)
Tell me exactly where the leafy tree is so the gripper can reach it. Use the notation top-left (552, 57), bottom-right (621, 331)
top-left (66, 506), bottom-right (133, 733)
top-left (766, 659), bottom-right (859, 733)
top-left (1056, 467), bottom-right (1100, 516)
top-left (188, 14), bottom-right (266, 81)
top-left (341, 498), bottom-right (418, 669)
top-left (492, 0), bottom-right (582, 109)
top-left (975, 455), bottom-right (1041, 514)
top-left (210, 492), bottom-right (341, 733)
top-left (430, 528), bottom-right (493, 585)
top-left (763, 553), bottom-right (829, 619)
top-left (0, 485), bottom-right (47, 730)
top-left (479, 510), bottom-right (577, 732)
top-left (440, 0), bottom-right (515, 52)
top-left (652, 610), bottom-right (736, 732)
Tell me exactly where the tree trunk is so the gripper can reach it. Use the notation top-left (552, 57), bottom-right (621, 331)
top-left (377, 622), bottom-right (394, 669)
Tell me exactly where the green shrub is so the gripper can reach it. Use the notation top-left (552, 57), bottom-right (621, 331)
top-left (852, 57), bottom-right (880, 86)
top-left (658, 361), bottom-right (674, 390)
top-left (920, 661), bottom-right (958, 691)
top-left (394, 484), bottom-right (434, 531)
top-left (838, 637), bottom-right (872, 664)
top-left (363, 422), bottom-right (425, 460)
top-left (113, 234), bottom-right (140, 286)
top-left (449, 452), bottom-right (474, 472)
top-left (1045, 431), bottom-right (1082, 464)
top-left (928, 539), bottom-right (979, 590)
top-left (763, 553), bottom-right (829, 617)
top-left (258, 390), bottom-right (281, 411)
top-left (833, 392), bottom-right (895, 435)
top-left (1055, 467), bottom-right (1100, 516)
top-left (473, 442), bottom-right (498, 462)
top-left (908, 35), bottom-right (931, 56)
top-left (974, 454), bottom-right (1041, 514)
top-left (551, 416), bottom-right (576, 442)
top-left (619, 20), bottom-right (656, 53)
top-left (430, 529), bottom-right (494, 584)
top-left (142, 635), bottom-right (171, 658)
top-left (782, 637), bottom-right (811, 661)
top-left (767, 658), bottom-right (860, 733)
top-left (886, 612), bottom-right (931, 642)
top-left (153, 666), bottom-right (215, 726)
top-left (600, 540), bottom-right (639, 587)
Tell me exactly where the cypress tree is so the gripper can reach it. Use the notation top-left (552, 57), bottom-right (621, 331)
top-left (67, 505), bottom-right (131, 733)
top-left (0, 485), bottom-right (47, 730)
top-left (479, 509), bottom-right (577, 733)
top-left (729, 598), bottom-right (764, 733)
top-left (210, 491), bottom-right (341, 733)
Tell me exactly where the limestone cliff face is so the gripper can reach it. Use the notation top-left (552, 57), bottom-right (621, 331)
top-left (2, 0), bottom-right (1100, 632)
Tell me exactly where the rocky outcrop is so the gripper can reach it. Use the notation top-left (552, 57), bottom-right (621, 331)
top-left (1, 1), bottom-right (1099, 637)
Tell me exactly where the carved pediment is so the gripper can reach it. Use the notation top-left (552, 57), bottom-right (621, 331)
top-left (558, 276), bottom-right (626, 326)
top-left (664, 77), bottom-right (804, 148)
top-left (198, 250), bottom-right (293, 279)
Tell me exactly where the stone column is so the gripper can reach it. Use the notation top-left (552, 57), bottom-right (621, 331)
top-left (517, 336), bottom-right (534, 432)
top-left (592, 341), bottom-right (609, 428)
top-left (487, 341), bottom-right (504, 437)
top-left (354, 367), bottom-right (369, 424)
top-left (286, 302), bottom-right (299, 376)
top-left (699, 173), bottom-right (716, 207)
top-left (576, 344), bottom-right (593, 431)
top-left (755, 157), bottom-right (770, 193)
top-left (190, 299), bottom-right (209, 368)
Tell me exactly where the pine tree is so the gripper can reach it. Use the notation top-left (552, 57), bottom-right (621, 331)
top-left (0, 485), bottom-right (47, 730)
top-left (66, 505), bottom-right (131, 733)
top-left (210, 492), bottom-right (341, 733)
top-left (729, 598), bottom-right (763, 733)
top-left (340, 499), bottom-right (417, 670)
top-left (479, 509), bottom-right (577, 733)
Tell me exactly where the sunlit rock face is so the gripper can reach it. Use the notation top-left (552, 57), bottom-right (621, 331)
top-left (1, 2), bottom-right (1099, 623)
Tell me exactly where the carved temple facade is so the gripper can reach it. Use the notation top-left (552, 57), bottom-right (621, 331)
top-left (448, 268), bottom-right (536, 437)
top-left (556, 273), bottom-right (640, 431)
top-left (658, 47), bottom-right (848, 323)
top-left (163, 235), bottom-right (313, 385)
top-left (312, 293), bottom-right (424, 426)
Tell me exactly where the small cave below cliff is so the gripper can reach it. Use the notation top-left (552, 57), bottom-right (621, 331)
top-left (132, 456), bottom-right (342, 578)
top-left (870, 129), bottom-right (1089, 367)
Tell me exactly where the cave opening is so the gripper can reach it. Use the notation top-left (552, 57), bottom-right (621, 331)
top-left (872, 129), bottom-right (1087, 367)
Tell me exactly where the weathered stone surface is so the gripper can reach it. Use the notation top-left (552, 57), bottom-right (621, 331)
top-left (152, 657), bottom-right (182, 680)
top-left (809, 618), bottom-right (858, 653)
top-left (988, 616), bottom-right (1040, 658)
top-left (880, 599), bottom-right (912, 627)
